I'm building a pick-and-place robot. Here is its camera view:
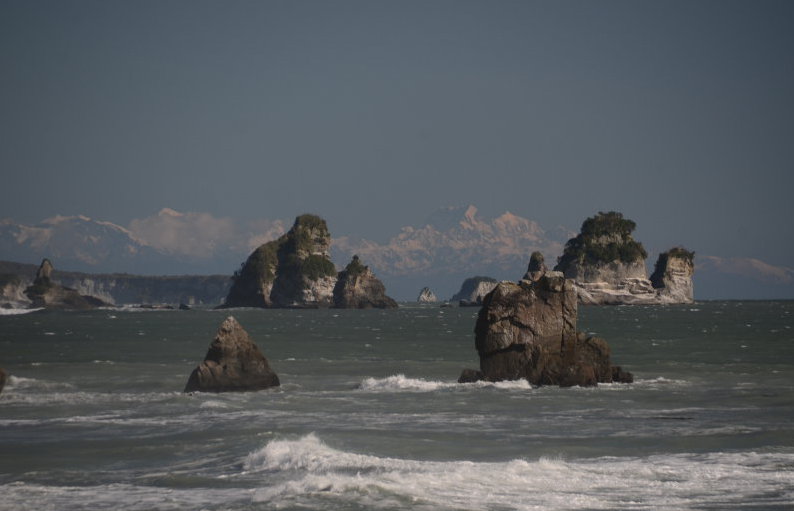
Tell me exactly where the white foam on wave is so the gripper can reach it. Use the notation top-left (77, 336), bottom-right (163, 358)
top-left (246, 434), bottom-right (794, 510)
top-left (3, 375), bottom-right (75, 392)
top-left (357, 374), bottom-right (531, 392)
top-left (0, 307), bottom-right (42, 316)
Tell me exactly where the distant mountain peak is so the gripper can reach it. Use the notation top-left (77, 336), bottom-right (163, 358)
top-left (333, 206), bottom-right (560, 278)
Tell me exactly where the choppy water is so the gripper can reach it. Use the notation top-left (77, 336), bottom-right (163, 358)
top-left (1, 302), bottom-right (793, 510)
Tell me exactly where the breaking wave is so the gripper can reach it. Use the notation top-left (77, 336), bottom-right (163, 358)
top-left (357, 374), bottom-right (531, 392)
top-left (245, 434), bottom-right (794, 510)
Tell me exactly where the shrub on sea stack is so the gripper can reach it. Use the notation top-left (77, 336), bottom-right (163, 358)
top-left (184, 316), bottom-right (280, 393)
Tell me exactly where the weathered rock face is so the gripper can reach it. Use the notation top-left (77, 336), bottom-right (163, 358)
top-left (554, 212), bottom-right (694, 304)
top-left (223, 215), bottom-right (338, 308)
top-left (417, 287), bottom-right (438, 303)
top-left (333, 256), bottom-right (398, 309)
top-left (452, 276), bottom-right (498, 306)
top-left (23, 259), bottom-right (109, 310)
top-left (650, 247), bottom-right (695, 303)
top-left (460, 272), bottom-right (632, 387)
top-left (184, 316), bottom-right (280, 393)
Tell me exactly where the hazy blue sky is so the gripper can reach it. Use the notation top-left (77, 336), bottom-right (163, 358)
top-left (2, 0), bottom-right (793, 265)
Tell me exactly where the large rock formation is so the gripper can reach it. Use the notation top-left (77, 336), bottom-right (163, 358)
top-left (452, 276), bottom-right (499, 306)
top-left (0, 367), bottom-right (7, 394)
top-left (417, 287), bottom-right (438, 303)
top-left (554, 212), bottom-right (694, 304)
top-left (184, 316), bottom-right (280, 393)
top-left (223, 215), bottom-right (338, 308)
top-left (333, 255), bottom-right (398, 309)
top-left (23, 259), bottom-right (109, 310)
top-left (459, 272), bottom-right (633, 387)
top-left (223, 215), bottom-right (398, 309)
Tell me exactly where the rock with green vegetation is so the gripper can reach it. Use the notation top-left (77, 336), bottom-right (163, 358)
top-left (553, 212), bottom-right (694, 304)
top-left (458, 272), bottom-right (632, 387)
top-left (222, 214), bottom-right (339, 308)
top-left (184, 316), bottom-right (280, 393)
top-left (650, 247), bottom-right (695, 303)
top-left (554, 211), bottom-right (648, 285)
top-left (23, 259), bottom-right (109, 310)
top-left (452, 276), bottom-right (499, 306)
top-left (333, 255), bottom-right (398, 309)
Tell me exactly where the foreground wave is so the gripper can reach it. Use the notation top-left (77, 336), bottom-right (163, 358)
top-left (4, 434), bottom-right (792, 510)
top-left (243, 435), bottom-right (794, 510)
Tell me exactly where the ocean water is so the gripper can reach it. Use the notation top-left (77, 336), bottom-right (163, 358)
top-left (1, 302), bottom-right (793, 510)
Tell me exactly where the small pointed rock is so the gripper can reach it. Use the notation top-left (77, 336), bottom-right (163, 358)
top-left (184, 316), bottom-right (280, 393)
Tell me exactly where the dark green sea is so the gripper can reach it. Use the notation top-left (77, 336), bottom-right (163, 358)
top-left (1, 301), bottom-right (793, 510)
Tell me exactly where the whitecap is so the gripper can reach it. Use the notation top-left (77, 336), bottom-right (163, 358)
top-left (357, 374), bottom-right (532, 393)
top-left (0, 307), bottom-right (42, 316)
top-left (246, 435), bottom-right (794, 510)
top-left (3, 375), bottom-right (75, 392)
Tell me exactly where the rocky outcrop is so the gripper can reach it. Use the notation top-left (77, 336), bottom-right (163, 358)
top-left (417, 287), bottom-right (438, 303)
top-left (184, 316), bottom-right (280, 393)
top-left (0, 367), bottom-right (7, 394)
top-left (459, 272), bottom-right (632, 387)
top-left (650, 247), bottom-right (695, 303)
top-left (554, 212), bottom-right (694, 304)
top-left (223, 215), bottom-right (338, 308)
top-left (24, 259), bottom-right (109, 310)
top-left (0, 260), bottom-right (230, 307)
top-left (333, 256), bottom-right (398, 309)
top-left (522, 251), bottom-right (547, 282)
top-left (452, 276), bottom-right (498, 306)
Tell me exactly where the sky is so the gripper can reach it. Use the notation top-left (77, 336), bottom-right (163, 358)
top-left (2, 0), bottom-right (793, 266)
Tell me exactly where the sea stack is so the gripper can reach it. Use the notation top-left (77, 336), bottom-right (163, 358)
top-left (24, 259), bottom-right (109, 310)
top-left (650, 247), bottom-right (695, 303)
top-left (222, 214), bottom-right (338, 308)
top-left (554, 212), bottom-right (694, 304)
top-left (522, 251), bottom-right (547, 283)
top-left (333, 255), bottom-right (398, 309)
top-left (459, 270), bottom-right (632, 387)
top-left (417, 287), bottom-right (438, 303)
top-left (222, 214), bottom-right (400, 309)
top-left (184, 316), bottom-right (280, 393)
